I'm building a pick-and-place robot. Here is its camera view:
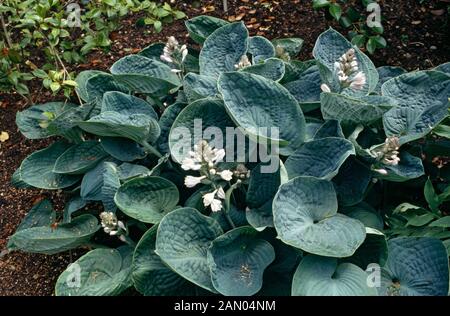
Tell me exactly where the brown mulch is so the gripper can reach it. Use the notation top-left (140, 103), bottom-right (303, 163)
top-left (0, 0), bottom-right (449, 296)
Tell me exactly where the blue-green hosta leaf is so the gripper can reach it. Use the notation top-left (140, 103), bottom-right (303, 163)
top-left (16, 102), bottom-right (76, 139)
top-left (8, 214), bottom-right (98, 254)
top-left (343, 202), bottom-right (384, 231)
top-left (379, 237), bottom-right (449, 296)
top-left (10, 168), bottom-right (31, 189)
top-left (169, 99), bottom-right (236, 163)
top-left (139, 43), bottom-right (200, 74)
top-left (207, 226), bottom-right (275, 296)
top-left (117, 163), bottom-right (150, 180)
top-left (285, 137), bottom-right (355, 180)
top-left (333, 157), bottom-right (371, 206)
top-left (321, 93), bottom-right (395, 124)
top-left (114, 176), bottom-right (179, 224)
top-left (101, 91), bottom-right (158, 119)
top-left (155, 208), bottom-right (223, 292)
top-left (434, 62), bottom-right (450, 75)
top-left (15, 199), bottom-right (56, 232)
top-left (382, 70), bottom-right (450, 144)
top-left (246, 200), bottom-right (274, 232)
top-left (132, 226), bottom-right (196, 296)
top-left (110, 55), bottom-right (181, 95)
top-left (183, 73), bottom-right (218, 103)
top-left (346, 228), bottom-right (388, 270)
top-left (241, 58), bottom-right (285, 82)
top-left (199, 22), bottom-right (249, 78)
top-left (245, 158), bottom-right (287, 231)
top-left (313, 119), bottom-right (344, 139)
top-left (185, 15), bottom-right (229, 44)
top-left (304, 121), bottom-right (323, 142)
top-left (53, 141), bottom-right (107, 175)
top-left (80, 161), bottom-right (109, 201)
top-left (292, 255), bottom-right (377, 296)
top-left (272, 38), bottom-right (304, 57)
top-left (100, 137), bottom-right (146, 162)
top-left (375, 66), bottom-right (406, 93)
top-left (280, 59), bottom-right (317, 84)
top-left (139, 43), bottom-right (165, 59)
top-left (273, 176), bottom-right (366, 257)
top-left (284, 66), bottom-right (322, 113)
top-left (46, 103), bottom-right (94, 143)
top-left (78, 111), bottom-right (161, 144)
top-left (101, 162), bottom-right (121, 212)
top-left (374, 151), bottom-right (424, 182)
top-left (248, 36), bottom-right (275, 64)
top-left (429, 216), bottom-right (450, 228)
top-left (218, 72), bottom-right (306, 156)
top-left (84, 73), bottom-right (128, 105)
top-left (313, 28), bottom-right (378, 95)
top-left (55, 248), bottom-right (132, 296)
top-left (157, 102), bottom-right (186, 154)
top-left (19, 141), bottom-right (81, 189)
top-left (62, 196), bottom-right (86, 224)
top-left (75, 70), bottom-right (104, 102)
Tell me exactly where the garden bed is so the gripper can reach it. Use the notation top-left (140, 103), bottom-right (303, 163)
top-left (0, 0), bottom-right (449, 296)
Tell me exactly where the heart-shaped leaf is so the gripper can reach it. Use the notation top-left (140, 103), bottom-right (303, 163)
top-left (382, 70), bottom-right (450, 144)
top-left (313, 28), bottom-right (378, 95)
top-left (285, 137), bottom-right (355, 180)
top-left (185, 15), bottom-right (229, 44)
top-left (169, 98), bottom-right (236, 163)
top-left (207, 226), bottom-right (275, 296)
top-left (55, 247), bottom-right (132, 296)
top-left (114, 176), bottom-right (179, 224)
top-left (155, 208), bottom-right (223, 292)
top-left (292, 255), bottom-right (377, 296)
top-left (248, 36), bottom-right (275, 64)
top-left (100, 137), bottom-right (146, 162)
top-left (218, 71), bottom-right (306, 155)
top-left (199, 22), bottom-right (249, 78)
top-left (379, 237), bottom-right (449, 296)
top-left (132, 226), bottom-right (196, 296)
top-left (241, 58), bottom-right (285, 82)
top-left (273, 176), bottom-right (366, 257)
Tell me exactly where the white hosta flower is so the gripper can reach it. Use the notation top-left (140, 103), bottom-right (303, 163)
top-left (320, 83), bottom-right (331, 93)
top-left (171, 68), bottom-right (182, 73)
top-left (218, 170), bottom-right (233, 181)
top-left (210, 199), bottom-right (223, 212)
top-left (371, 136), bottom-right (401, 166)
top-left (202, 187), bottom-right (226, 212)
top-left (180, 44), bottom-right (188, 62)
top-left (160, 54), bottom-right (173, 63)
top-left (184, 175), bottom-right (206, 188)
top-left (181, 150), bottom-right (202, 171)
top-left (349, 71), bottom-right (367, 90)
top-left (217, 186), bottom-right (226, 199)
top-left (374, 168), bottom-right (388, 175)
top-left (100, 212), bottom-right (126, 236)
top-left (234, 55), bottom-right (251, 70)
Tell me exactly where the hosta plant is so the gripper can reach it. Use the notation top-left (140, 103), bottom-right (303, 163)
top-left (9, 15), bottom-right (450, 296)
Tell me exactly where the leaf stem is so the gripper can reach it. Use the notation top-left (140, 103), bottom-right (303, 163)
top-left (141, 140), bottom-right (163, 158)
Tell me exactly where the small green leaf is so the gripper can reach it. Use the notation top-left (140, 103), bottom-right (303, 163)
top-left (366, 37), bottom-right (377, 54)
top-left (351, 34), bottom-right (366, 48)
top-left (329, 4), bottom-right (342, 20)
top-left (312, 0), bottom-right (330, 9)
top-left (424, 179), bottom-right (441, 213)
